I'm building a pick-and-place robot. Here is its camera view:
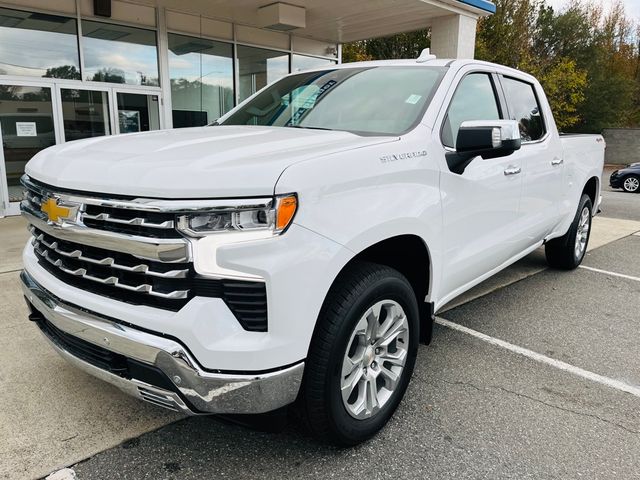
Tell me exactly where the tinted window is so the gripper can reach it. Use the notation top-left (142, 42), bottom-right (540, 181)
top-left (168, 33), bottom-right (234, 127)
top-left (442, 73), bottom-right (501, 148)
top-left (501, 77), bottom-right (545, 142)
top-left (82, 20), bottom-right (159, 86)
top-left (0, 7), bottom-right (80, 79)
top-left (221, 66), bottom-right (446, 136)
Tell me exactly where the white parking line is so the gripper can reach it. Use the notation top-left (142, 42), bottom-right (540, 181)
top-left (435, 317), bottom-right (640, 398)
top-left (578, 265), bottom-right (640, 283)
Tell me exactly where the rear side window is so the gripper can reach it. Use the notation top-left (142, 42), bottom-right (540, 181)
top-left (441, 73), bottom-right (501, 148)
top-left (501, 77), bottom-right (546, 142)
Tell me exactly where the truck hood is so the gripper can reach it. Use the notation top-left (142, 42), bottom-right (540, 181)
top-left (26, 126), bottom-right (395, 198)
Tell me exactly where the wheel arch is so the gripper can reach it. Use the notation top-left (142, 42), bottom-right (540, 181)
top-left (330, 234), bottom-right (435, 344)
top-left (582, 176), bottom-right (599, 207)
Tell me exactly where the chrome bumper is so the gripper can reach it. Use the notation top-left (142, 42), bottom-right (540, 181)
top-left (20, 270), bottom-right (304, 415)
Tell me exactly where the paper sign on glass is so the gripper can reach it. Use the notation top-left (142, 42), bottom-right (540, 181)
top-left (16, 122), bottom-right (37, 137)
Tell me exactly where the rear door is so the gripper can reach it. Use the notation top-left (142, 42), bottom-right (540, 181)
top-left (436, 69), bottom-right (525, 301)
top-left (498, 75), bottom-right (563, 242)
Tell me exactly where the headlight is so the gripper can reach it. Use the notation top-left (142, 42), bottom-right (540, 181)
top-left (177, 194), bottom-right (297, 238)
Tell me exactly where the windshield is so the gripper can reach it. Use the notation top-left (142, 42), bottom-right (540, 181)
top-left (219, 66), bottom-right (446, 136)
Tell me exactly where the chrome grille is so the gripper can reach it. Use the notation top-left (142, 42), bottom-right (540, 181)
top-left (34, 229), bottom-right (189, 279)
top-left (32, 227), bottom-right (197, 308)
top-left (21, 176), bottom-right (269, 330)
top-left (82, 211), bottom-right (175, 229)
top-left (22, 178), bottom-right (180, 239)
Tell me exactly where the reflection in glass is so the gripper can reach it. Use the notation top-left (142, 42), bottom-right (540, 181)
top-left (60, 89), bottom-right (111, 141)
top-left (117, 92), bottom-right (160, 133)
top-left (0, 86), bottom-right (56, 201)
top-left (501, 77), bottom-right (546, 141)
top-left (168, 34), bottom-right (234, 128)
top-left (222, 67), bottom-right (445, 135)
top-left (442, 73), bottom-right (501, 148)
top-left (237, 46), bottom-right (289, 102)
top-left (292, 55), bottom-right (336, 72)
top-left (0, 7), bottom-right (80, 79)
top-left (82, 20), bottom-right (159, 86)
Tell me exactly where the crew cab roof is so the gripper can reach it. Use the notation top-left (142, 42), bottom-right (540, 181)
top-left (300, 58), bottom-right (538, 84)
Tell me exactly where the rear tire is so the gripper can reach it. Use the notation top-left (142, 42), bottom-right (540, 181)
top-left (299, 261), bottom-right (419, 446)
top-left (622, 175), bottom-right (640, 193)
top-left (545, 194), bottom-right (592, 270)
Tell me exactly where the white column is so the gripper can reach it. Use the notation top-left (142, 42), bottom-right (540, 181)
top-left (430, 14), bottom-right (478, 59)
top-left (156, 6), bottom-right (173, 129)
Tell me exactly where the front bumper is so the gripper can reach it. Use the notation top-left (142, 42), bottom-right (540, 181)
top-left (609, 171), bottom-right (622, 188)
top-left (20, 270), bottom-right (304, 415)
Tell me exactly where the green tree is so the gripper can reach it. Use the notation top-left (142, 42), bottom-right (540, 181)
top-left (91, 68), bottom-right (125, 84)
top-left (43, 65), bottom-right (81, 80)
top-left (478, 0), bottom-right (639, 132)
top-left (476, 0), bottom-right (542, 68)
top-left (342, 0), bottom-right (640, 132)
top-left (534, 58), bottom-right (587, 131)
top-left (342, 30), bottom-right (430, 62)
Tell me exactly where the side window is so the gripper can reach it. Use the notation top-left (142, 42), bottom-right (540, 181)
top-left (501, 76), bottom-right (546, 142)
top-left (441, 73), bottom-right (501, 148)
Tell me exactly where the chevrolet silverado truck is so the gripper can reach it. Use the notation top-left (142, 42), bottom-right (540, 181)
top-left (19, 53), bottom-right (605, 445)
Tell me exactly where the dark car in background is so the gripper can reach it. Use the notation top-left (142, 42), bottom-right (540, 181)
top-left (610, 163), bottom-right (640, 193)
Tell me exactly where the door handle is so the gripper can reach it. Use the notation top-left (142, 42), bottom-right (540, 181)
top-left (504, 166), bottom-right (522, 176)
top-left (551, 157), bottom-right (564, 166)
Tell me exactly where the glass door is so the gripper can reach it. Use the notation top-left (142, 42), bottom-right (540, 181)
top-left (58, 86), bottom-right (112, 142)
top-left (113, 90), bottom-right (161, 134)
top-left (0, 83), bottom-right (58, 216)
top-left (0, 82), bottom-right (163, 216)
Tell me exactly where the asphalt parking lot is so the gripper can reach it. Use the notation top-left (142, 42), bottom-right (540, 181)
top-left (2, 166), bottom-right (639, 479)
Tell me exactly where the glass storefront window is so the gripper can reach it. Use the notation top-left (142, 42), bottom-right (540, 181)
top-left (292, 55), bottom-right (336, 72)
top-left (168, 34), bottom-right (234, 128)
top-left (0, 85), bottom-right (56, 201)
top-left (82, 20), bottom-right (159, 86)
top-left (237, 46), bottom-right (289, 102)
top-left (0, 7), bottom-right (80, 79)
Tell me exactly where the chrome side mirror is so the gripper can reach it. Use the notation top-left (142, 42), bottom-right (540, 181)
top-left (447, 120), bottom-right (522, 174)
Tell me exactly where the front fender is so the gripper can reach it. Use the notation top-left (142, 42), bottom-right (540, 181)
top-left (275, 129), bottom-right (443, 303)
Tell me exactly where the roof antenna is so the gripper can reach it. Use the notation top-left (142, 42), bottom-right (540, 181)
top-left (416, 48), bottom-right (437, 63)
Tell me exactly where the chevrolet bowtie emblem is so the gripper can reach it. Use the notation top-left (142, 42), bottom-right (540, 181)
top-left (41, 198), bottom-right (72, 223)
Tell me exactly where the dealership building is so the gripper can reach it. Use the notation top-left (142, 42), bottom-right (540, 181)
top-left (0, 0), bottom-right (495, 216)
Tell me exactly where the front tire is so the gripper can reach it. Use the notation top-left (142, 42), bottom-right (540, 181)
top-left (622, 175), bottom-right (640, 193)
top-left (300, 261), bottom-right (419, 446)
top-left (545, 194), bottom-right (593, 270)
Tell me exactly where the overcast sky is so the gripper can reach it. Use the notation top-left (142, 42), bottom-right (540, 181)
top-left (547, 0), bottom-right (640, 20)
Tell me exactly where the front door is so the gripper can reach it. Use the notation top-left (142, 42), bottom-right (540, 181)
top-left (436, 71), bottom-right (525, 304)
top-left (0, 83), bottom-right (58, 216)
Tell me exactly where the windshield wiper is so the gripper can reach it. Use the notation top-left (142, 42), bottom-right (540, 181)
top-left (286, 125), bottom-right (334, 131)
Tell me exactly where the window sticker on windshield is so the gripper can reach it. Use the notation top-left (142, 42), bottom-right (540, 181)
top-left (285, 79), bottom-right (337, 126)
top-left (405, 94), bottom-right (422, 104)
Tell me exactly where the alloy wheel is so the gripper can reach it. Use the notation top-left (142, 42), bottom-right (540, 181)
top-left (575, 206), bottom-right (590, 260)
top-left (623, 177), bottom-right (639, 192)
top-left (340, 299), bottom-right (409, 420)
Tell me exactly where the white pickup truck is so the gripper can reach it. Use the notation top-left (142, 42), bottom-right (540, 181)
top-left (19, 54), bottom-right (604, 445)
